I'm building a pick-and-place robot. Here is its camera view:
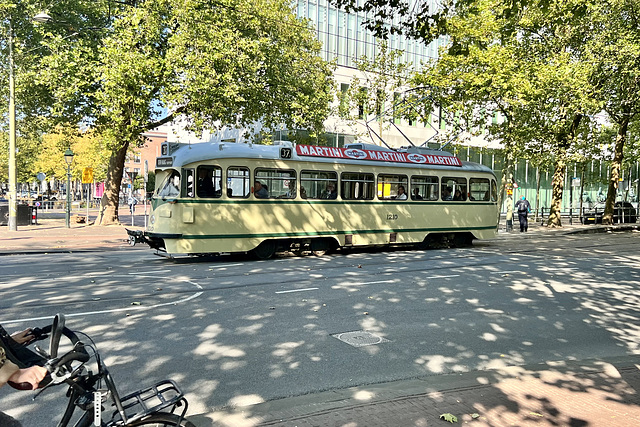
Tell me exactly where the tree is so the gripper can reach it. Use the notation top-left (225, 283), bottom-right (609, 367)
top-left (339, 39), bottom-right (409, 143)
top-left (403, 0), bottom-right (604, 227)
top-left (585, 0), bottom-right (640, 224)
top-left (10, 0), bottom-right (334, 225)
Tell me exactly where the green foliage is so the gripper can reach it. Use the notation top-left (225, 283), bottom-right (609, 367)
top-left (146, 171), bottom-right (156, 194)
top-left (340, 39), bottom-right (410, 137)
top-left (30, 126), bottom-right (110, 183)
top-left (3, 0), bottom-right (333, 222)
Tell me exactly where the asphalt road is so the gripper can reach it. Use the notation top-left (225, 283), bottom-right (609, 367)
top-left (1, 231), bottom-right (639, 426)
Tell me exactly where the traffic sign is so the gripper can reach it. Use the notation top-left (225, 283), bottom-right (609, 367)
top-left (82, 167), bottom-right (94, 184)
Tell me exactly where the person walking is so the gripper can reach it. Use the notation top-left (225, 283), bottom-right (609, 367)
top-left (515, 195), bottom-right (531, 232)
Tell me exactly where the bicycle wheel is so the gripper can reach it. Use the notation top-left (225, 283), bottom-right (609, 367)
top-left (126, 413), bottom-right (195, 427)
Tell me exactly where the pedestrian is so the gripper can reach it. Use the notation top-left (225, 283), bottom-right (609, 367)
top-left (127, 194), bottom-right (138, 214)
top-left (506, 194), bottom-right (514, 232)
top-left (515, 195), bottom-right (531, 232)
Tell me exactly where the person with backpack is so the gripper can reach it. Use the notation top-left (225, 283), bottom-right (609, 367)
top-left (515, 195), bottom-right (532, 232)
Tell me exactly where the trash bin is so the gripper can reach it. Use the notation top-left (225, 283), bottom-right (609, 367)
top-left (0, 204), bottom-right (36, 226)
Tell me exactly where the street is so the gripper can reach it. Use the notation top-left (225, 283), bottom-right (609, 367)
top-left (1, 231), bottom-right (639, 426)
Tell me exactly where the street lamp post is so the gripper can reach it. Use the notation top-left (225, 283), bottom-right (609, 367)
top-left (6, 12), bottom-right (53, 231)
top-left (64, 149), bottom-right (74, 228)
top-left (8, 18), bottom-right (17, 231)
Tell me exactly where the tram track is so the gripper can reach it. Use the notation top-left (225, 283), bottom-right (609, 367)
top-left (1, 234), bottom-right (638, 303)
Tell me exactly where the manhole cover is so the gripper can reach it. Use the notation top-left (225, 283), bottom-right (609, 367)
top-left (331, 330), bottom-right (390, 347)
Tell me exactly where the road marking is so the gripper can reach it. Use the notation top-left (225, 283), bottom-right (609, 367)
top-left (1, 279), bottom-right (203, 325)
top-left (425, 275), bottom-right (460, 279)
top-left (351, 280), bottom-right (396, 286)
top-left (211, 263), bottom-right (245, 269)
top-left (128, 269), bottom-right (172, 275)
top-left (275, 287), bottom-right (319, 294)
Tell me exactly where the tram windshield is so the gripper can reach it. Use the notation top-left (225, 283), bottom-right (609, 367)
top-left (157, 170), bottom-right (181, 197)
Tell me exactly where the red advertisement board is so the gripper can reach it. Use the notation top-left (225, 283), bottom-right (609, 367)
top-left (295, 144), bottom-right (462, 167)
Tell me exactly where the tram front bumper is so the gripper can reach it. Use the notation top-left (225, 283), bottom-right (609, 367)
top-left (126, 229), bottom-right (181, 251)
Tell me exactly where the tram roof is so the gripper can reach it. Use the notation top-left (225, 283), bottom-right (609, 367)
top-left (157, 141), bottom-right (495, 175)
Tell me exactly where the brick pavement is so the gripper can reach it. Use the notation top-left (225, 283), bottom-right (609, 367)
top-left (0, 208), bottom-right (144, 254)
top-left (199, 358), bottom-right (640, 427)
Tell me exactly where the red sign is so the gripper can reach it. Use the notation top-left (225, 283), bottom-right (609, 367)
top-left (295, 145), bottom-right (462, 167)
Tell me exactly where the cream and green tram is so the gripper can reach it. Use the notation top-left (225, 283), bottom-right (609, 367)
top-left (133, 141), bottom-right (499, 258)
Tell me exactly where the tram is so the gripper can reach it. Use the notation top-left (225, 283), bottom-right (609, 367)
top-left (128, 141), bottom-right (499, 258)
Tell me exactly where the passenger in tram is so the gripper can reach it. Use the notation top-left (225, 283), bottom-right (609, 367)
top-left (197, 169), bottom-right (215, 197)
top-left (325, 183), bottom-right (337, 199)
top-left (412, 188), bottom-right (423, 200)
top-left (442, 186), bottom-right (453, 200)
top-left (300, 186), bottom-right (308, 199)
top-left (453, 189), bottom-right (464, 201)
top-left (254, 180), bottom-right (269, 198)
top-left (396, 185), bottom-right (407, 200)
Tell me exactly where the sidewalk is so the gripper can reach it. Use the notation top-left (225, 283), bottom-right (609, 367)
top-left (0, 208), bottom-right (143, 254)
top-left (2, 211), bottom-right (640, 426)
top-left (1, 209), bottom-right (636, 255)
top-left (194, 357), bottom-right (640, 427)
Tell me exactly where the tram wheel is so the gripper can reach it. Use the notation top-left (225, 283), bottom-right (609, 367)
top-left (252, 241), bottom-right (276, 260)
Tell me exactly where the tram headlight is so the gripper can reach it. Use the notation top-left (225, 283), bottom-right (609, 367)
top-left (150, 214), bottom-right (155, 224)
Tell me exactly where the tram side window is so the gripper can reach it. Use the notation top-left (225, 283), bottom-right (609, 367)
top-left (378, 174), bottom-right (408, 200)
top-left (183, 169), bottom-right (195, 198)
top-left (441, 177), bottom-right (467, 201)
top-left (341, 172), bottom-right (375, 200)
top-left (255, 168), bottom-right (296, 199)
top-left (411, 176), bottom-right (438, 201)
top-left (491, 179), bottom-right (498, 201)
top-left (300, 171), bottom-right (338, 199)
top-left (227, 167), bottom-right (250, 198)
top-left (469, 178), bottom-right (491, 201)
top-left (157, 170), bottom-right (181, 198)
top-left (196, 166), bottom-right (222, 198)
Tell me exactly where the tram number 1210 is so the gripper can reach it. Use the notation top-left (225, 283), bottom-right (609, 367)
top-left (386, 213), bottom-right (398, 220)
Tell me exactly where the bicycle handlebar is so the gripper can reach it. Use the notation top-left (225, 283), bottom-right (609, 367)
top-left (7, 314), bottom-right (90, 391)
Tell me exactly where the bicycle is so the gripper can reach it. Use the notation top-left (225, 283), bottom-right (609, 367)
top-left (6, 314), bottom-right (195, 427)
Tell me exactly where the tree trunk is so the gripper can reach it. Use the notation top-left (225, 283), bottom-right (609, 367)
top-left (546, 113), bottom-right (583, 228)
top-left (578, 164), bottom-right (585, 222)
top-left (534, 166), bottom-right (541, 222)
top-left (603, 114), bottom-right (630, 225)
top-left (498, 141), bottom-right (515, 211)
top-left (547, 158), bottom-right (566, 228)
top-left (96, 141), bottom-right (130, 225)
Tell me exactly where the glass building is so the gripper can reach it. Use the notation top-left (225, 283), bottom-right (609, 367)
top-left (296, 0), bottom-right (445, 68)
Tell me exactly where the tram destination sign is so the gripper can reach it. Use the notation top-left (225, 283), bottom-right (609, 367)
top-left (295, 144), bottom-right (462, 167)
top-left (156, 157), bottom-right (173, 167)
